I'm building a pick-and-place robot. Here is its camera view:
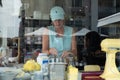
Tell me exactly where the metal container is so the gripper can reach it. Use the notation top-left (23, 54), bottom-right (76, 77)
top-left (49, 57), bottom-right (67, 80)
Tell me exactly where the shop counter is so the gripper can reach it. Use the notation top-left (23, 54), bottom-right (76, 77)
top-left (0, 67), bottom-right (105, 80)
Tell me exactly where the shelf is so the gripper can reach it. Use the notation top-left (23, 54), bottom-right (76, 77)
top-left (25, 19), bottom-right (51, 27)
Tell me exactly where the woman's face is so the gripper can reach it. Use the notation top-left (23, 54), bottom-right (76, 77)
top-left (52, 19), bottom-right (64, 28)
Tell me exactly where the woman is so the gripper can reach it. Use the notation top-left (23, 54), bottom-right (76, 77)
top-left (83, 31), bottom-right (106, 66)
top-left (42, 6), bottom-right (77, 58)
top-left (84, 31), bottom-right (101, 52)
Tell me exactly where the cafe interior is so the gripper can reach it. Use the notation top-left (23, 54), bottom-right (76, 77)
top-left (0, 0), bottom-right (120, 80)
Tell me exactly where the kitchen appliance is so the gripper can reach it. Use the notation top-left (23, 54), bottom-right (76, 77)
top-left (100, 39), bottom-right (120, 80)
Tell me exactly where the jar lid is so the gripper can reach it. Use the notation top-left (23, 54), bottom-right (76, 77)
top-left (38, 53), bottom-right (48, 56)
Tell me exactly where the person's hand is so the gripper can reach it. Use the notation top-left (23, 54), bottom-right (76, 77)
top-left (61, 51), bottom-right (73, 58)
top-left (49, 48), bottom-right (58, 56)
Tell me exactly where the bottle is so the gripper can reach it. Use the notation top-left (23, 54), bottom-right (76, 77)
top-left (37, 53), bottom-right (48, 72)
top-left (37, 53), bottom-right (49, 80)
top-left (43, 60), bottom-right (49, 75)
top-left (43, 57), bottom-right (49, 80)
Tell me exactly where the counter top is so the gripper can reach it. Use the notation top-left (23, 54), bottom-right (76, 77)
top-left (0, 66), bottom-right (104, 80)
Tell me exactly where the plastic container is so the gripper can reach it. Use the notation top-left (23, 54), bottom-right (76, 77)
top-left (37, 53), bottom-right (49, 75)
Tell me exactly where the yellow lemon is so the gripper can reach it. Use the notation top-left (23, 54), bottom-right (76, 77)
top-left (23, 59), bottom-right (41, 72)
top-left (35, 62), bottom-right (41, 71)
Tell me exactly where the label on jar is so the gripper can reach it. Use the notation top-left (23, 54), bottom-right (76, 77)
top-left (42, 60), bottom-right (49, 75)
top-left (37, 53), bottom-right (48, 73)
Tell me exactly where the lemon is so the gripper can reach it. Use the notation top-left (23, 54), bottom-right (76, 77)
top-left (23, 59), bottom-right (41, 72)
top-left (35, 62), bottom-right (41, 71)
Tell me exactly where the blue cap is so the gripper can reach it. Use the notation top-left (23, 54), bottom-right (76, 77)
top-left (50, 6), bottom-right (65, 21)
